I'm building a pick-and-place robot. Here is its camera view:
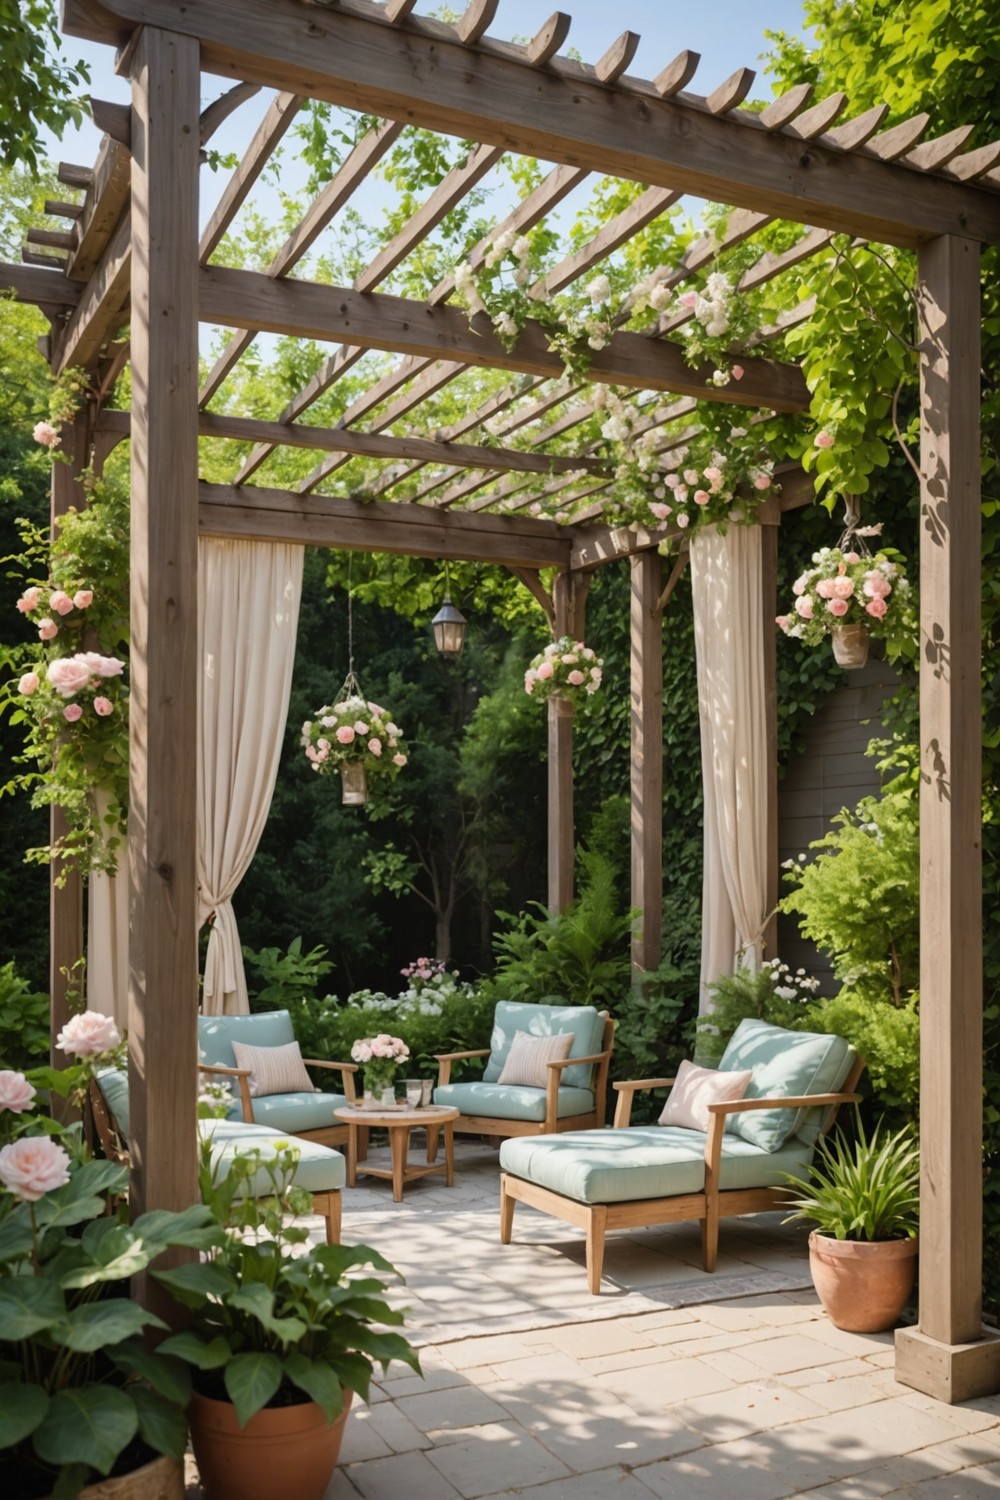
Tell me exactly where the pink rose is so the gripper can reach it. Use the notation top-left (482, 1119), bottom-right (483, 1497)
top-left (693, 490), bottom-right (710, 506)
top-left (0, 1137), bottom-right (71, 1200)
top-left (0, 1071), bottom-right (36, 1113)
top-left (843, 552), bottom-right (860, 565)
top-left (684, 469), bottom-right (699, 486)
top-left (676, 513), bottom-right (690, 529)
top-left (754, 474), bottom-right (772, 491)
top-left (386, 723), bottom-right (401, 737)
top-left (353, 720), bottom-right (369, 735)
top-left (32, 422), bottom-right (60, 449)
top-left (368, 738), bottom-right (382, 756)
top-left (703, 467), bottom-right (722, 484)
top-left (63, 703), bottom-right (83, 723)
top-left (731, 365), bottom-right (744, 380)
top-left (73, 590), bottom-right (93, 609)
top-left (664, 474), bottom-right (680, 489)
top-left (794, 596), bottom-right (813, 620)
top-left (675, 486), bottom-right (688, 503)
top-left (650, 502), bottom-right (672, 521)
top-left (830, 577), bottom-right (855, 600)
top-left (537, 661), bottom-right (554, 680)
top-left (19, 586), bottom-right (43, 612)
top-left (679, 291), bottom-right (698, 309)
top-left (792, 575), bottom-right (809, 596)
top-left (827, 598), bottom-right (849, 617)
top-left (47, 657), bottom-right (92, 696)
top-left (81, 652), bottom-right (124, 679)
top-left (38, 619), bottom-right (58, 641)
top-left (49, 590), bottom-right (74, 616)
top-left (864, 572), bottom-right (892, 599)
top-left (18, 672), bottom-right (39, 696)
top-left (93, 696), bottom-right (113, 716)
top-left (814, 430), bottom-right (834, 450)
top-left (56, 1009), bottom-right (121, 1057)
top-left (392, 752), bottom-right (407, 766)
top-left (815, 579), bottom-right (836, 599)
top-left (567, 670), bottom-right (585, 685)
top-left (335, 726), bottom-right (355, 745)
top-left (775, 615), bottom-right (791, 631)
top-left (865, 596), bottom-right (888, 619)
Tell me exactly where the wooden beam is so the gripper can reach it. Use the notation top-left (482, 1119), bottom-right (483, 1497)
top-left (52, 210), bottom-right (131, 374)
top-left (126, 26), bottom-right (200, 1233)
top-left (507, 566), bottom-right (554, 624)
top-left (61, 0), bottom-right (1000, 247)
top-left (198, 264), bottom-right (811, 410)
top-left (630, 551), bottom-right (663, 974)
top-left (90, 95), bottom-right (132, 148)
top-left (198, 480), bottom-right (574, 568)
top-left (199, 81), bottom-right (261, 145)
top-left (761, 524), bottom-right (779, 960)
top-left (548, 572), bottom-right (577, 913)
top-left (0, 260), bottom-right (82, 307)
top-left (895, 235), bottom-right (1000, 1404)
top-left (67, 135), bottom-right (130, 282)
top-left (200, 91), bottom-right (302, 262)
top-left (571, 521), bottom-right (677, 571)
top-left (95, 405), bottom-right (603, 476)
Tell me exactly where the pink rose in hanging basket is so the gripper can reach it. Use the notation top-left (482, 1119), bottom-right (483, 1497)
top-left (302, 685), bottom-right (407, 794)
top-left (777, 544), bottom-right (915, 664)
top-left (524, 637), bottom-right (604, 706)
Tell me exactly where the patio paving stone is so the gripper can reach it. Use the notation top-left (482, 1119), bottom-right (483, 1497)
top-left (423, 1420), bottom-right (573, 1496)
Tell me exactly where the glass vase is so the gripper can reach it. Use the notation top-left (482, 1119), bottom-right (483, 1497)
top-left (340, 760), bottom-right (367, 805)
top-left (831, 623), bottom-right (870, 670)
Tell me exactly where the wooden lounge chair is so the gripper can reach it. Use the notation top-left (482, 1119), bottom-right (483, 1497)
top-left (499, 1019), bottom-right (865, 1293)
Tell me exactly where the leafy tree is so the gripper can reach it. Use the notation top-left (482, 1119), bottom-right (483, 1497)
top-left (0, 1), bottom-right (89, 173)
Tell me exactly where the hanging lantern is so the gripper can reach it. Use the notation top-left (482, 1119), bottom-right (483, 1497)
top-left (432, 596), bottom-right (467, 659)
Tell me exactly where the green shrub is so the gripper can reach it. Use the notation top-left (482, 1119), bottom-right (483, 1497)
top-left (0, 960), bottom-right (48, 1067)
top-left (807, 992), bottom-right (920, 1122)
top-left (696, 960), bottom-right (821, 1066)
top-left (242, 936), bottom-right (335, 1010)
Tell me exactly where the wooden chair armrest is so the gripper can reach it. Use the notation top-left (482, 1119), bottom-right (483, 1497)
top-left (434, 1048), bottom-right (490, 1089)
top-left (302, 1058), bottom-right (359, 1103)
top-left (612, 1078), bottom-right (676, 1128)
top-left (199, 1062), bottom-right (254, 1122)
top-left (706, 1091), bottom-right (862, 1116)
top-left (546, 1050), bottom-right (613, 1071)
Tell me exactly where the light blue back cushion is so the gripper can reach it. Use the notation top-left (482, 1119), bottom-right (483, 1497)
top-left (718, 1019), bottom-right (854, 1152)
top-left (482, 1001), bottom-right (606, 1090)
top-left (98, 1067), bottom-right (130, 1135)
top-left (197, 1010), bottom-right (296, 1069)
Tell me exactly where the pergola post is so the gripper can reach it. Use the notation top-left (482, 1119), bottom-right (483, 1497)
top-left (547, 570), bottom-right (583, 912)
top-left (630, 550), bottom-right (663, 975)
top-left (49, 411), bottom-right (89, 1071)
top-left (125, 27), bottom-right (201, 1229)
top-left (760, 515), bottom-right (779, 959)
top-left (895, 234), bottom-right (1000, 1402)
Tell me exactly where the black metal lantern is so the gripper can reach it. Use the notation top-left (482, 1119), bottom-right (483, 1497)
top-left (432, 596), bottom-right (467, 658)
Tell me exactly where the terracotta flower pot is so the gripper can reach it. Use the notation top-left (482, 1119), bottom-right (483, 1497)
top-left (44, 1455), bottom-right (183, 1500)
top-left (189, 1390), bottom-right (353, 1500)
top-left (808, 1230), bottom-right (917, 1333)
top-left (831, 623), bottom-right (870, 670)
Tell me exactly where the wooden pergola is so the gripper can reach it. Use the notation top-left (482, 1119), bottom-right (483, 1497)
top-left (5, 0), bottom-right (1000, 1403)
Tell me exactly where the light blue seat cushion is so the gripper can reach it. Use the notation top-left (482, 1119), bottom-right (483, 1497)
top-left (482, 1001), bottom-right (606, 1090)
top-left (501, 1125), bottom-right (813, 1206)
top-left (718, 1019), bottom-right (855, 1152)
top-left (435, 1081), bottom-right (595, 1123)
top-left (96, 1072), bottom-right (344, 1196)
top-left (196, 1011), bottom-right (343, 1130)
top-left (199, 1119), bottom-right (346, 1197)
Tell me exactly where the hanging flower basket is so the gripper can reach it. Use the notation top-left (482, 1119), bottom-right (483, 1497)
top-left (302, 673), bottom-right (407, 806)
top-left (776, 532), bottom-right (916, 669)
top-left (524, 637), bottom-right (603, 706)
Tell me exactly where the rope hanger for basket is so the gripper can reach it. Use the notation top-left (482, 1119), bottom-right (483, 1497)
top-left (336, 553), bottom-right (362, 701)
top-left (836, 493), bottom-right (883, 558)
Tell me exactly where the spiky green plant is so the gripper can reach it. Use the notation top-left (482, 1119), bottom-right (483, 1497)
top-left (783, 1113), bottom-right (919, 1242)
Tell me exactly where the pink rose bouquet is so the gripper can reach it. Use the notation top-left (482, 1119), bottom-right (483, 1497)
top-left (777, 545), bottom-right (916, 660)
top-left (524, 637), bottom-right (604, 706)
top-left (350, 1032), bottom-right (410, 1098)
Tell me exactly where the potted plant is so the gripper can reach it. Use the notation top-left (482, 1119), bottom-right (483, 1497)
top-left (523, 637), bottom-right (603, 704)
top-left (350, 1033), bottom-right (411, 1106)
top-left (155, 1139), bottom-right (419, 1500)
top-left (0, 1020), bottom-right (221, 1500)
top-left (783, 1114), bottom-right (919, 1333)
top-left (776, 543), bottom-right (915, 669)
top-left (301, 681), bottom-right (407, 806)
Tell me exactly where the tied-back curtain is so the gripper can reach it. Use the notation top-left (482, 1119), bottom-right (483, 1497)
top-left (198, 538), bottom-right (304, 1015)
top-left (690, 524), bottom-right (769, 1014)
top-left (86, 791), bottom-right (129, 1026)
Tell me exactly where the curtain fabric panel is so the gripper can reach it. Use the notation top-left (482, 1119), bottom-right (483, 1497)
top-left (197, 538), bottom-right (304, 1015)
top-left (690, 524), bottom-right (769, 1014)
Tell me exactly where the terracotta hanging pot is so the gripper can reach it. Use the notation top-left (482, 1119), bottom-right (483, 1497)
top-left (808, 1231), bottom-right (917, 1333)
top-left (43, 1455), bottom-right (184, 1500)
top-left (189, 1390), bottom-right (353, 1500)
top-left (340, 760), bottom-right (367, 805)
top-left (831, 623), bottom-right (870, 670)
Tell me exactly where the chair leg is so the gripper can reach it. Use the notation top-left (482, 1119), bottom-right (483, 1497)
top-left (317, 1190), bottom-right (342, 1245)
top-left (499, 1174), bottom-right (516, 1244)
top-left (702, 1200), bottom-right (719, 1272)
top-left (586, 1205), bottom-right (608, 1295)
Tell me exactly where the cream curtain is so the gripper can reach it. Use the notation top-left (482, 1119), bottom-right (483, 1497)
top-left (690, 524), bottom-right (769, 1014)
top-left (198, 538), bottom-right (304, 1015)
top-left (86, 813), bottom-right (129, 1027)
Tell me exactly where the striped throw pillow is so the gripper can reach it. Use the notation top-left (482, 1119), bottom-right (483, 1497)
top-left (496, 1030), bottom-right (573, 1088)
top-left (230, 1039), bottom-right (316, 1098)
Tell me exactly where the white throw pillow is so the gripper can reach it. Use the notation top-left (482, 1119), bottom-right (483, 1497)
top-left (496, 1030), bottom-right (573, 1088)
top-left (657, 1058), bottom-right (752, 1132)
top-left (230, 1038), bottom-right (316, 1098)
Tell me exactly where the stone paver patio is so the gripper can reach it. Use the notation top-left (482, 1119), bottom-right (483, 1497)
top-left (194, 1135), bottom-right (1000, 1498)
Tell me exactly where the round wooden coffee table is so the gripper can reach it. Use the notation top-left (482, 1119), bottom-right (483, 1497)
top-left (333, 1103), bottom-right (460, 1202)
